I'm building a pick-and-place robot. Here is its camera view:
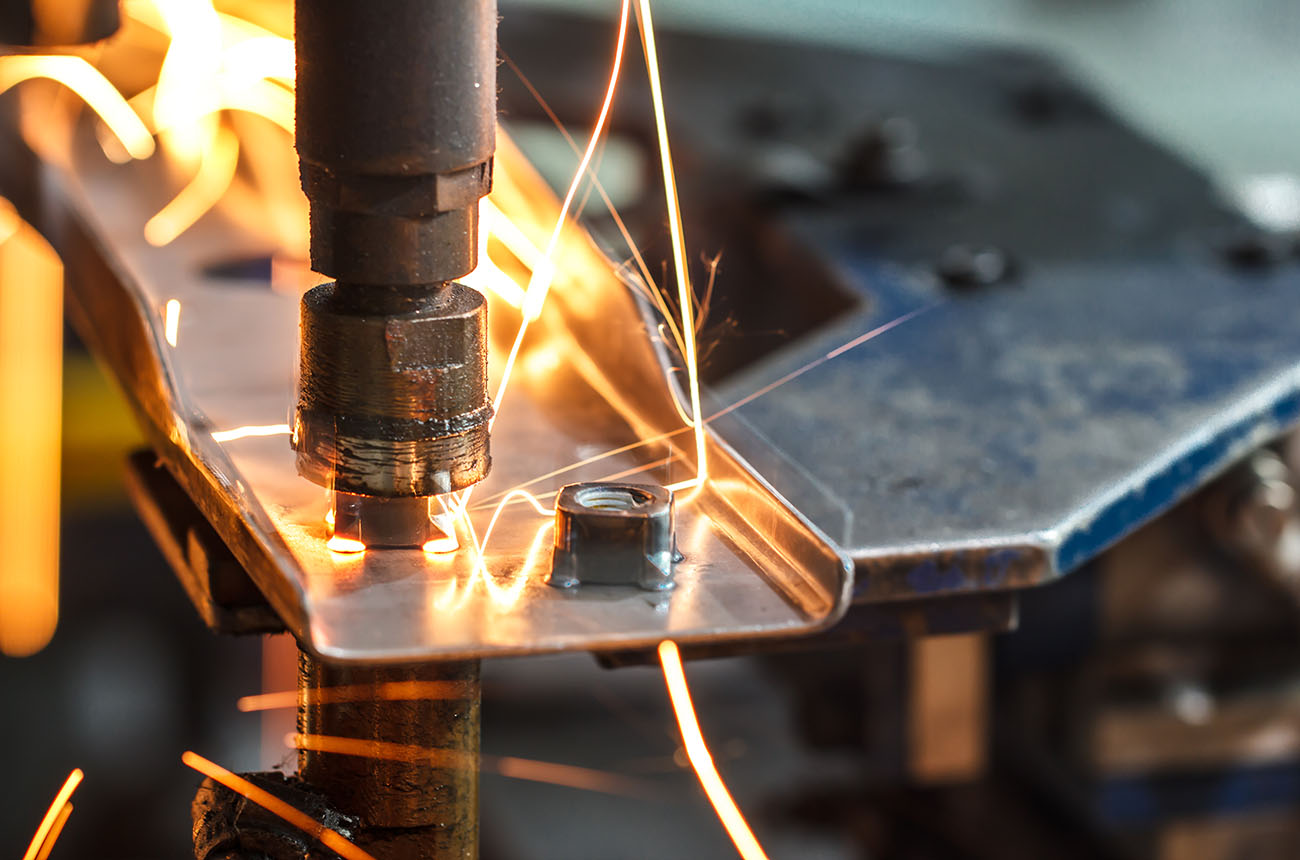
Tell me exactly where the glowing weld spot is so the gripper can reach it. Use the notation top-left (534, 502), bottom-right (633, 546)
top-left (422, 535), bottom-right (460, 554)
top-left (326, 536), bottom-right (365, 554)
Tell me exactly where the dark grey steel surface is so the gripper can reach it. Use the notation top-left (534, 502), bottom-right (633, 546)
top-left (499, 10), bottom-right (1300, 604)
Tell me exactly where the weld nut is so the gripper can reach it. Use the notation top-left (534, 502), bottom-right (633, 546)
top-left (549, 483), bottom-right (675, 591)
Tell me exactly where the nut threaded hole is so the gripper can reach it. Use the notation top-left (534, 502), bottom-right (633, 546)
top-left (575, 487), bottom-right (653, 511)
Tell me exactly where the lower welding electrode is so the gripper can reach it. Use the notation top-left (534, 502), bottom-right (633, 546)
top-left (549, 482), bottom-right (676, 591)
top-left (293, 282), bottom-right (492, 500)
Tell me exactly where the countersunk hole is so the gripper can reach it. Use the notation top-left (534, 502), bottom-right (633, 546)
top-left (576, 487), bottom-right (652, 511)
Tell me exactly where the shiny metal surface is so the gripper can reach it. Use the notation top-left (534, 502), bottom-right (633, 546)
top-left (39, 122), bottom-right (851, 662)
top-left (502, 12), bottom-right (1300, 606)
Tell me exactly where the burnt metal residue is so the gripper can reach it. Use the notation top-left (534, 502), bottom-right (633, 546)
top-left (192, 771), bottom-right (359, 860)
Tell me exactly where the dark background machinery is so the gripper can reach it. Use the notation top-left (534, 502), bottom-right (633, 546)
top-left (5, 1), bottom-right (1300, 859)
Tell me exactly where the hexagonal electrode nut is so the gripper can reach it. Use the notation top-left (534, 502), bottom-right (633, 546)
top-left (549, 482), bottom-right (675, 591)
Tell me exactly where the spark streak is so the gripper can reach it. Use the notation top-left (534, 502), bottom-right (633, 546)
top-left (489, 0), bottom-right (631, 432)
top-left (145, 125), bottom-right (240, 246)
top-left (490, 755), bottom-right (657, 799)
top-left (287, 734), bottom-right (656, 799)
top-left (0, 56), bottom-right (155, 159)
top-left (22, 769), bottom-right (82, 860)
top-left (288, 733), bottom-right (475, 770)
top-left (238, 680), bottom-right (476, 712)
top-left (476, 305), bottom-right (934, 509)
top-left (658, 641), bottom-right (769, 860)
top-left (211, 423), bottom-right (291, 442)
top-left (637, 0), bottom-right (707, 490)
top-left (163, 299), bottom-right (181, 347)
top-left (32, 803), bottom-right (72, 860)
top-left (182, 751), bottom-right (377, 860)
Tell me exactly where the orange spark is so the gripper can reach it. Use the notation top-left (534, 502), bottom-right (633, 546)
top-left (32, 802), bottom-right (72, 860)
top-left (488, 0), bottom-right (632, 434)
top-left (288, 733), bottom-right (476, 771)
top-left (211, 423), bottom-right (291, 442)
top-left (479, 305), bottom-right (936, 505)
top-left (489, 755), bottom-right (655, 799)
top-left (637, 0), bottom-right (707, 490)
top-left (0, 56), bottom-right (155, 159)
top-left (708, 304), bottom-right (938, 424)
top-left (236, 690), bottom-right (296, 712)
top-left (478, 489), bottom-right (554, 553)
top-left (658, 641), bottom-right (769, 860)
top-left (286, 734), bottom-right (652, 799)
top-left (162, 298), bottom-right (180, 347)
top-left (182, 751), bottom-right (377, 860)
top-left (22, 769), bottom-right (83, 860)
top-left (238, 680), bottom-right (475, 712)
top-left (145, 0), bottom-right (223, 168)
top-left (500, 51), bottom-right (685, 354)
top-left (145, 125), bottom-right (239, 246)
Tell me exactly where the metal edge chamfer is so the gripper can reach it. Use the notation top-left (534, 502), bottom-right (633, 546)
top-left (549, 482), bottom-right (676, 591)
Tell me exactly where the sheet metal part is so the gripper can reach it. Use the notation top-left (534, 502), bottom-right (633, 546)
top-left (21, 109), bottom-right (850, 661)
top-left (498, 10), bottom-right (1300, 605)
top-left (25, 11), bottom-right (1299, 658)
top-left (550, 482), bottom-right (676, 591)
top-left (293, 0), bottom-right (497, 519)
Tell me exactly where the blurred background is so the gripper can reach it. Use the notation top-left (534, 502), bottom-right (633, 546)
top-left (4, 1), bottom-right (1300, 857)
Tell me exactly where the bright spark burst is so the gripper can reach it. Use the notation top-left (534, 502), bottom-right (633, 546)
top-left (659, 641), bottom-right (770, 860)
top-left (22, 768), bottom-right (83, 860)
top-left (182, 751), bottom-right (377, 860)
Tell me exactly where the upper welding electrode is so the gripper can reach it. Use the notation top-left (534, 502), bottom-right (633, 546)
top-left (549, 483), bottom-right (676, 591)
top-left (291, 0), bottom-right (497, 500)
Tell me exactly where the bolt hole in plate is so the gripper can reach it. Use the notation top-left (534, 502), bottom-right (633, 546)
top-left (38, 97), bottom-right (851, 660)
